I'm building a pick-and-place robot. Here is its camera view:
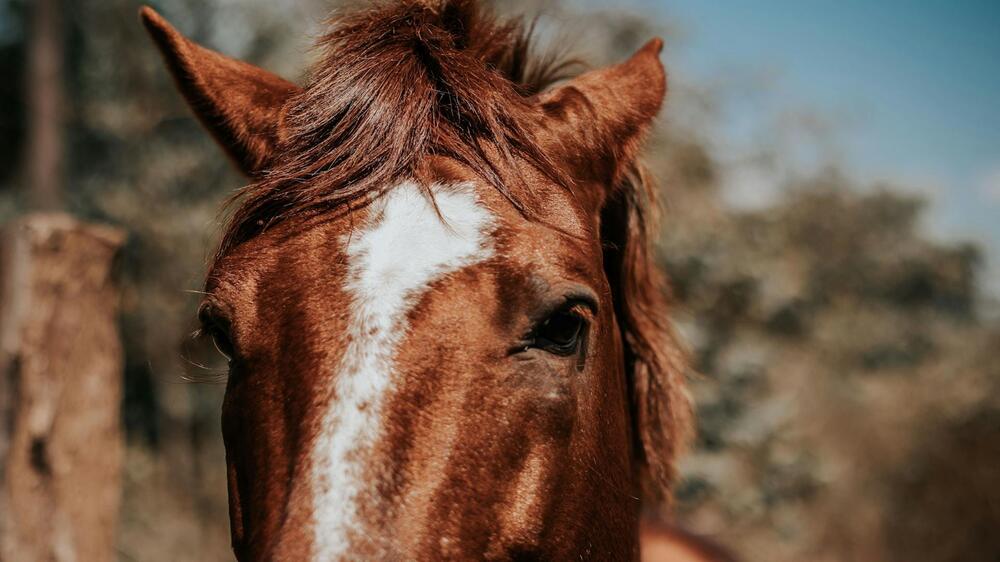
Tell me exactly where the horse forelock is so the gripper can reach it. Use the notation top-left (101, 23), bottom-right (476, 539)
top-left (214, 0), bottom-right (578, 260)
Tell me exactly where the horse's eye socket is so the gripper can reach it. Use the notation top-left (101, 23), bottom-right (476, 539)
top-left (534, 310), bottom-right (586, 355)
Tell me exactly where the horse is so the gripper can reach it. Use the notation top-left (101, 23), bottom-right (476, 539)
top-left (141, 0), bottom-right (695, 559)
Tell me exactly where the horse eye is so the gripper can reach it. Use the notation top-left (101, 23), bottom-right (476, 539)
top-left (534, 309), bottom-right (586, 355)
top-left (199, 304), bottom-right (234, 360)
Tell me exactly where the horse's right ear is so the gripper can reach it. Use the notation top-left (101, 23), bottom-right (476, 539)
top-left (139, 6), bottom-right (301, 176)
top-left (534, 39), bottom-right (666, 209)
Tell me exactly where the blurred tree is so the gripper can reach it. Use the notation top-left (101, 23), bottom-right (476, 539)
top-left (0, 0), bottom-right (26, 192)
top-left (25, 0), bottom-right (63, 208)
top-left (655, 145), bottom-right (999, 560)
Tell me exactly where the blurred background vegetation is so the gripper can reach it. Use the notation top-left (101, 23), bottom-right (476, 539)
top-left (2, 0), bottom-right (998, 560)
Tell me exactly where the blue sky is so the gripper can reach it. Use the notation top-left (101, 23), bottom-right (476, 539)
top-left (595, 0), bottom-right (1000, 291)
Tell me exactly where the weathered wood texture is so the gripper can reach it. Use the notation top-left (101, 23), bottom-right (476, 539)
top-left (0, 214), bottom-right (125, 562)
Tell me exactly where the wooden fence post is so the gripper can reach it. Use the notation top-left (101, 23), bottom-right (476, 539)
top-left (0, 213), bottom-right (126, 561)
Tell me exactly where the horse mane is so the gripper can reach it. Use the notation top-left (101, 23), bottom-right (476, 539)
top-left (217, 0), bottom-right (576, 255)
top-left (605, 162), bottom-right (693, 498)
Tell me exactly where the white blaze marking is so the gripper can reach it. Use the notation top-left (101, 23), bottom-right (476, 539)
top-left (310, 181), bottom-right (494, 560)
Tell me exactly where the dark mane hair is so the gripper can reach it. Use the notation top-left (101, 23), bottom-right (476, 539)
top-left (218, 0), bottom-right (577, 255)
top-left (606, 163), bottom-right (693, 499)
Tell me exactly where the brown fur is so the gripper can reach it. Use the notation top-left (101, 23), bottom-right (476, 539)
top-left (142, 1), bottom-right (693, 559)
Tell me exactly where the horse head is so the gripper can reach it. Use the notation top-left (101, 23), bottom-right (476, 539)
top-left (142, 1), bottom-right (691, 558)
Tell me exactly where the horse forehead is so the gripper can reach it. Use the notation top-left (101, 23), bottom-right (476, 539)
top-left (347, 182), bottom-right (496, 273)
top-left (339, 182), bottom-right (602, 315)
top-left (205, 177), bottom-right (596, 325)
top-left (345, 176), bottom-right (591, 264)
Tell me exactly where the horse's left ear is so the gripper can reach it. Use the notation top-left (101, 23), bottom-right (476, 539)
top-left (535, 39), bottom-right (666, 195)
top-left (139, 6), bottom-right (301, 176)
